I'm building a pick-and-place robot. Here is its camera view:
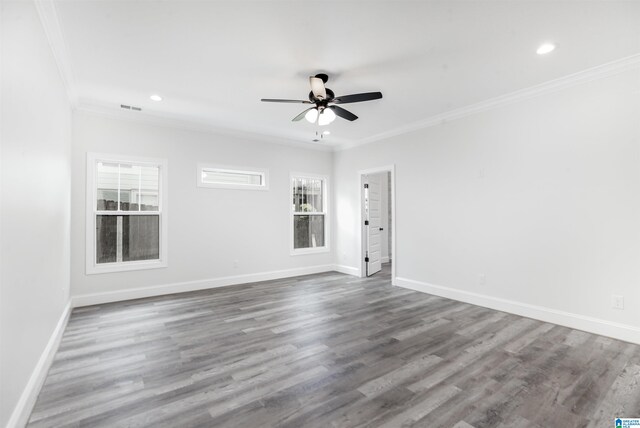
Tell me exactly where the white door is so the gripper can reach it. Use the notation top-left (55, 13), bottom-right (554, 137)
top-left (365, 174), bottom-right (382, 276)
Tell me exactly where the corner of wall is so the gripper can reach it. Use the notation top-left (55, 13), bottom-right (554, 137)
top-left (4, 301), bottom-right (72, 428)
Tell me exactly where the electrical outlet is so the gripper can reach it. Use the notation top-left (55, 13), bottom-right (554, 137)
top-left (478, 274), bottom-right (486, 286)
top-left (611, 294), bottom-right (624, 310)
top-left (233, 260), bottom-right (240, 268)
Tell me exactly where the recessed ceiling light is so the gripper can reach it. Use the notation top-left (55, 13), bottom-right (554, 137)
top-left (536, 43), bottom-right (556, 55)
top-left (323, 131), bottom-right (331, 135)
top-left (150, 94), bottom-right (163, 102)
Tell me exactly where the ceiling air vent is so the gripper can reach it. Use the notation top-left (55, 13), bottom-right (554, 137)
top-left (120, 104), bottom-right (142, 111)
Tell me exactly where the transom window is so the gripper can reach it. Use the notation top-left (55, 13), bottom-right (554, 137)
top-left (291, 174), bottom-right (329, 254)
top-left (197, 164), bottom-right (268, 190)
top-left (86, 153), bottom-right (168, 274)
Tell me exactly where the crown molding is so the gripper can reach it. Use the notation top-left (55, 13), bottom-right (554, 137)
top-left (74, 100), bottom-right (334, 152)
top-left (34, 0), bottom-right (78, 106)
top-left (31, 0), bottom-right (640, 153)
top-left (336, 53), bottom-right (640, 151)
top-left (33, 0), bottom-right (335, 150)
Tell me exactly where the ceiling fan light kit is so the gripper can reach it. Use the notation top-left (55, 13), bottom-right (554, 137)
top-left (261, 73), bottom-right (383, 127)
top-left (318, 107), bottom-right (336, 126)
top-left (304, 108), bottom-right (319, 123)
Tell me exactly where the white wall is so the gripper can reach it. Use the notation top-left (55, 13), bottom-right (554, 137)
top-left (1, 1), bottom-right (72, 426)
top-left (71, 111), bottom-right (334, 302)
top-left (334, 68), bottom-right (640, 341)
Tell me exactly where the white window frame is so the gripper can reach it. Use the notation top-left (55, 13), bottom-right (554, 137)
top-left (290, 172), bottom-right (330, 255)
top-left (197, 163), bottom-right (269, 191)
top-left (86, 152), bottom-right (168, 274)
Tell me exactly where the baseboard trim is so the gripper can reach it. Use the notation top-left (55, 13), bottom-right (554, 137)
top-left (72, 265), bottom-right (338, 307)
top-left (332, 264), bottom-right (360, 276)
top-left (395, 277), bottom-right (640, 345)
top-left (381, 256), bottom-right (390, 264)
top-left (6, 300), bottom-right (72, 428)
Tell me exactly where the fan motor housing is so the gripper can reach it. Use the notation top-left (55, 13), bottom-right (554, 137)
top-left (308, 88), bottom-right (335, 104)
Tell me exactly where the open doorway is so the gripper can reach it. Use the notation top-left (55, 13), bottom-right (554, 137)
top-left (359, 165), bottom-right (395, 283)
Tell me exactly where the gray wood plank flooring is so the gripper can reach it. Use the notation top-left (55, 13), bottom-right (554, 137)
top-left (28, 264), bottom-right (640, 427)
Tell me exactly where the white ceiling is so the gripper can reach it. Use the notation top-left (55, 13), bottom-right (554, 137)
top-left (50, 0), bottom-right (640, 147)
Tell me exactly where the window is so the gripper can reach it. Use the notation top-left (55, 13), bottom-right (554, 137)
top-left (291, 173), bottom-right (329, 254)
top-left (197, 164), bottom-right (268, 190)
top-left (86, 153), bottom-right (168, 274)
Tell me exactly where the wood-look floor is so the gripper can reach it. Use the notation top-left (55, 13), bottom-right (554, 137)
top-left (29, 265), bottom-right (640, 427)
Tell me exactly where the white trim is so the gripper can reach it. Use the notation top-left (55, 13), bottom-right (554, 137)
top-left (5, 301), bottom-right (72, 428)
top-left (87, 259), bottom-right (167, 275)
top-left (85, 153), bottom-right (168, 275)
top-left (358, 165), bottom-right (396, 284)
top-left (290, 172), bottom-right (330, 256)
top-left (395, 277), bottom-right (640, 345)
top-left (381, 256), bottom-right (390, 264)
top-left (30, 4), bottom-right (337, 152)
top-left (290, 246), bottom-right (330, 256)
top-left (74, 103), bottom-right (336, 152)
top-left (45, 22), bottom-right (637, 155)
top-left (336, 53), bottom-right (640, 151)
top-left (72, 265), bottom-right (336, 307)
top-left (196, 163), bottom-right (269, 191)
top-left (34, 0), bottom-right (78, 106)
top-left (332, 264), bottom-right (360, 276)
top-left (34, 8), bottom-right (640, 157)
top-left (74, 54), bottom-right (640, 154)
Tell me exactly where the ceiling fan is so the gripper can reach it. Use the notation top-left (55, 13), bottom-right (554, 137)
top-left (261, 74), bottom-right (382, 126)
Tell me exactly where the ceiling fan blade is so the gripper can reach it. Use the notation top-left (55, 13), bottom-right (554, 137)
top-left (309, 76), bottom-right (327, 100)
top-left (332, 92), bottom-right (383, 104)
top-left (261, 98), bottom-right (312, 104)
top-left (329, 105), bottom-right (358, 121)
top-left (292, 107), bottom-right (314, 122)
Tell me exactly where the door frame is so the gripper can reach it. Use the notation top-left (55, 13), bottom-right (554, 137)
top-left (358, 165), bottom-right (396, 284)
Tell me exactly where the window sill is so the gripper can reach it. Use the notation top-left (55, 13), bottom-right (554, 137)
top-left (86, 259), bottom-right (167, 275)
top-left (290, 247), bottom-right (330, 256)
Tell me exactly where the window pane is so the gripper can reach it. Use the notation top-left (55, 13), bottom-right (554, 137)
top-left (294, 215), bottom-right (325, 249)
top-left (96, 215), bottom-right (160, 264)
top-left (96, 162), bottom-right (119, 211)
top-left (140, 166), bottom-right (159, 211)
top-left (96, 215), bottom-right (118, 263)
top-left (201, 169), bottom-right (263, 186)
top-left (292, 177), bottom-right (323, 213)
top-left (122, 215), bottom-right (160, 261)
top-left (119, 164), bottom-right (141, 211)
